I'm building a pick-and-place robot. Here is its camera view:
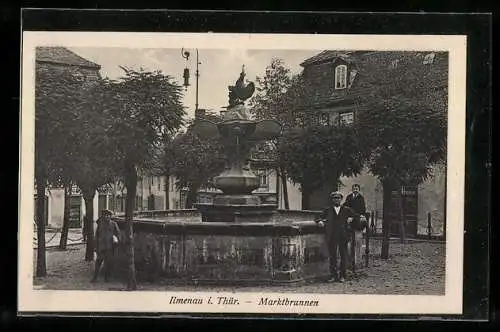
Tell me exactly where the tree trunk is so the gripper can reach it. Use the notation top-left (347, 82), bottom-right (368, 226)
top-left (381, 180), bottom-right (393, 259)
top-left (83, 190), bottom-right (95, 261)
top-left (443, 165), bottom-right (447, 240)
top-left (275, 168), bottom-right (280, 208)
top-left (58, 185), bottom-right (71, 250)
top-left (185, 184), bottom-right (199, 209)
top-left (399, 190), bottom-right (407, 245)
top-left (125, 162), bottom-right (138, 290)
top-left (280, 168), bottom-right (290, 210)
top-left (301, 185), bottom-right (312, 210)
top-left (35, 178), bottom-right (47, 277)
top-left (165, 175), bottom-right (170, 210)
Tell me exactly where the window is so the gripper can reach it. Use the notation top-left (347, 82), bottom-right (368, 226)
top-left (319, 113), bottom-right (329, 126)
top-left (135, 195), bottom-right (141, 211)
top-left (389, 59), bottom-right (399, 69)
top-left (328, 113), bottom-right (339, 126)
top-left (157, 177), bottom-right (161, 191)
top-left (339, 112), bottom-right (354, 125)
top-left (423, 53), bottom-right (435, 64)
top-left (334, 64), bottom-right (347, 90)
top-left (260, 172), bottom-right (268, 188)
top-left (349, 69), bottom-right (358, 88)
top-left (116, 195), bottom-right (123, 212)
top-left (207, 177), bottom-right (216, 189)
top-left (255, 170), bottom-right (268, 188)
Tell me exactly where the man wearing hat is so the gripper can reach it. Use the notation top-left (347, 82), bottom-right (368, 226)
top-left (316, 191), bottom-right (359, 282)
top-left (91, 209), bottom-right (121, 283)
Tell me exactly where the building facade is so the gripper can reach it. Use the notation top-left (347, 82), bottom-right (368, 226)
top-left (107, 175), bottom-right (183, 212)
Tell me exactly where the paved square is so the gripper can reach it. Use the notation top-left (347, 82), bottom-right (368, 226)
top-left (33, 239), bottom-right (445, 295)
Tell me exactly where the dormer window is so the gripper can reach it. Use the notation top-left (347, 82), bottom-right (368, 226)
top-left (423, 52), bottom-right (435, 64)
top-left (254, 170), bottom-right (269, 189)
top-left (334, 64), bottom-right (347, 90)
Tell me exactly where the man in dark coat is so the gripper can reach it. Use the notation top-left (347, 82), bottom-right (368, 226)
top-left (316, 191), bottom-right (359, 282)
top-left (343, 184), bottom-right (367, 231)
top-left (91, 209), bottom-right (121, 282)
top-left (343, 184), bottom-right (368, 270)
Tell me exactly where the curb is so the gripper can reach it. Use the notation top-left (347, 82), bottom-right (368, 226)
top-left (368, 237), bottom-right (445, 244)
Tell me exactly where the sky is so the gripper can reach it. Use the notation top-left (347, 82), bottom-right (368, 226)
top-left (69, 47), bottom-right (321, 119)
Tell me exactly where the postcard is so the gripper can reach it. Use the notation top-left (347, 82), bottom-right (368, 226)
top-left (19, 31), bottom-right (466, 316)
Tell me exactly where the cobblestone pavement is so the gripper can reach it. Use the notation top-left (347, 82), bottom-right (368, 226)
top-left (33, 239), bottom-right (445, 295)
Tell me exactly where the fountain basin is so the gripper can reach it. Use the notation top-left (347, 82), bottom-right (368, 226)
top-left (112, 209), bottom-right (331, 284)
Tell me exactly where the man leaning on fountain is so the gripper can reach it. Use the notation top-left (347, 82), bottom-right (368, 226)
top-left (316, 191), bottom-right (359, 283)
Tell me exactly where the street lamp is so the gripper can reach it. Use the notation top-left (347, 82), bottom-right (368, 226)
top-left (181, 48), bottom-right (201, 111)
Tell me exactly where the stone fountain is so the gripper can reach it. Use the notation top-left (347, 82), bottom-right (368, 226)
top-left (113, 67), bottom-right (337, 285)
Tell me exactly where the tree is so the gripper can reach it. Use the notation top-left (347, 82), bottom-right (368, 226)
top-left (275, 73), bottom-right (372, 210)
top-left (356, 52), bottom-right (447, 258)
top-left (36, 73), bottom-right (116, 259)
top-left (35, 66), bottom-right (85, 276)
top-left (248, 58), bottom-right (297, 208)
top-left (61, 80), bottom-right (118, 260)
top-left (250, 58), bottom-right (293, 125)
top-left (104, 68), bottom-right (185, 290)
top-left (280, 124), bottom-right (371, 209)
top-left (36, 59), bottom-right (117, 260)
top-left (166, 113), bottom-right (226, 208)
top-left (58, 184), bottom-right (72, 250)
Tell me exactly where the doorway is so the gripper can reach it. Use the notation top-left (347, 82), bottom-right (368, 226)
top-left (388, 186), bottom-right (418, 237)
top-left (68, 196), bottom-right (82, 229)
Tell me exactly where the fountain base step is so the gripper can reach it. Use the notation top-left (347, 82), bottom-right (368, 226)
top-left (213, 194), bottom-right (260, 206)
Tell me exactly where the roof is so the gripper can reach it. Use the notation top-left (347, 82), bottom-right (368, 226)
top-left (347, 51), bottom-right (449, 100)
top-left (36, 47), bottom-right (101, 69)
top-left (296, 51), bottom-right (448, 111)
top-left (300, 50), bottom-right (355, 67)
